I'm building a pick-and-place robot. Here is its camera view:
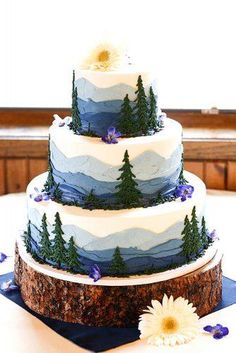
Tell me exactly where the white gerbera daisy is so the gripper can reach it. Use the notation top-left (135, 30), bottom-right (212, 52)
top-left (139, 294), bottom-right (199, 346)
top-left (81, 43), bottom-right (124, 71)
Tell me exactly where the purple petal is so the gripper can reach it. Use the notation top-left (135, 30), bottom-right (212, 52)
top-left (42, 194), bottom-right (50, 201)
top-left (107, 126), bottom-right (116, 135)
top-left (0, 252), bottom-right (7, 263)
top-left (213, 332), bottom-right (224, 339)
top-left (111, 138), bottom-right (118, 144)
top-left (89, 264), bottom-right (102, 282)
top-left (203, 325), bottom-right (214, 333)
top-left (221, 327), bottom-right (229, 336)
top-left (34, 195), bottom-right (43, 202)
top-left (114, 131), bottom-right (122, 138)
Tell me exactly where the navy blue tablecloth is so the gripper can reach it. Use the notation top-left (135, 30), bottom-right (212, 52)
top-left (1, 272), bottom-right (236, 352)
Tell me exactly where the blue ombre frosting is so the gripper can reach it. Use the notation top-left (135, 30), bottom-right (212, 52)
top-left (50, 141), bottom-right (182, 205)
top-left (28, 209), bottom-right (186, 274)
top-left (75, 77), bottom-right (158, 136)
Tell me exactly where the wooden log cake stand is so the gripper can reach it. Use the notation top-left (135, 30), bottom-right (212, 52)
top-left (14, 242), bottom-right (222, 328)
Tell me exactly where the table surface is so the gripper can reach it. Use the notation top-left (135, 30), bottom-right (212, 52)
top-left (1, 191), bottom-right (236, 353)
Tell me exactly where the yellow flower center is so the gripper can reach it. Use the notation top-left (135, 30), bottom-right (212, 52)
top-left (161, 316), bottom-right (179, 334)
top-left (97, 50), bottom-right (110, 62)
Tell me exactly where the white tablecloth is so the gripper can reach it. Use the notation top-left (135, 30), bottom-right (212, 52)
top-left (1, 191), bottom-right (236, 353)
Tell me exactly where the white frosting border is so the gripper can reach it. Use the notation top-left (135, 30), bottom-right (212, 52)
top-left (17, 234), bottom-right (218, 287)
top-left (49, 118), bottom-right (182, 162)
top-left (27, 171), bottom-right (206, 237)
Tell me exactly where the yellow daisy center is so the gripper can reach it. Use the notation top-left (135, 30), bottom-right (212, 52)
top-left (97, 50), bottom-right (110, 62)
top-left (161, 316), bottom-right (179, 334)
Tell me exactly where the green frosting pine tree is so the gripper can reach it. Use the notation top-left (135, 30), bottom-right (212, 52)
top-left (117, 94), bottom-right (136, 135)
top-left (156, 192), bottom-right (165, 205)
top-left (44, 136), bottom-right (55, 192)
top-left (181, 215), bottom-right (192, 262)
top-left (190, 206), bottom-right (201, 258)
top-left (39, 213), bottom-right (51, 261)
top-left (66, 236), bottom-right (81, 272)
top-left (51, 212), bottom-right (66, 268)
top-left (201, 216), bottom-right (209, 249)
top-left (178, 153), bottom-right (188, 185)
top-left (53, 183), bottom-right (63, 201)
top-left (83, 189), bottom-right (102, 210)
top-left (24, 220), bottom-right (32, 253)
top-left (110, 246), bottom-right (127, 274)
top-left (134, 75), bottom-right (149, 135)
top-left (148, 86), bottom-right (158, 132)
top-left (115, 150), bottom-right (142, 208)
top-left (70, 70), bottom-right (82, 133)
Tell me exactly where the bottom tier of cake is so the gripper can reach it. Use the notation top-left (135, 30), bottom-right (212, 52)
top-left (15, 240), bottom-right (222, 327)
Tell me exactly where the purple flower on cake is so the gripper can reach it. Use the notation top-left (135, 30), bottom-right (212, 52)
top-left (208, 229), bottom-right (219, 242)
top-left (53, 114), bottom-right (71, 127)
top-left (0, 279), bottom-right (19, 292)
top-left (102, 127), bottom-right (121, 144)
top-left (30, 187), bottom-right (51, 202)
top-left (203, 324), bottom-right (229, 339)
top-left (0, 252), bottom-right (7, 263)
top-left (89, 264), bottom-right (102, 282)
top-left (175, 185), bottom-right (194, 202)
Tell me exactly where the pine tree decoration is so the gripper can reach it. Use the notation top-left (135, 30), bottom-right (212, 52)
top-left (110, 246), bottom-right (127, 274)
top-left (24, 220), bottom-right (32, 253)
top-left (134, 75), bottom-right (149, 135)
top-left (181, 215), bottom-right (192, 262)
top-left (201, 216), bottom-right (209, 249)
top-left (190, 206), bottom-right (201, 257)
top-left (66, 236), bottom-right (81, 272)
top-left (115, 150), bottom-right (142, 208)
top-left (44, 136), bottom-right (55, 192)
top-left (39, 213), bottom-right (51, 261)
top-left (148, 86), bottom-right (158, 132)
top-left (117, 94), bottom-right (136, 135)
top-left (53, 183), bottom-right (63, 201)
top-left (178, 153), bottom-right (188, 185)
top-left (70, 70), bottom-right (82, 133)
top-left (51, 212), bottom-right (66, 268)
top-left (83, 189), bottom-right (102, 210)
top-left (156, 192), bottom-right (165, 205)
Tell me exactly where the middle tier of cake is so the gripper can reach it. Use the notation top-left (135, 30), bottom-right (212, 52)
top-left (48, 117), bottom-right (182, 207)
top-left (27, 171), bottom-right (206, 275)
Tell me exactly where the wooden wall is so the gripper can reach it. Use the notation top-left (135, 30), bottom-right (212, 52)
top-left (1, 108), bottom-right (236, 195)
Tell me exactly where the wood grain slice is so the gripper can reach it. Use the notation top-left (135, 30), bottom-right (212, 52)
top-left (14, 244), bottom-right (222, 327)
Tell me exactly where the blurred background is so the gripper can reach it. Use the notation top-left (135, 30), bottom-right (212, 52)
top-left (1, 0), bottom-right (236, 109)
top-left (0, 0), bottom-right (236, 195)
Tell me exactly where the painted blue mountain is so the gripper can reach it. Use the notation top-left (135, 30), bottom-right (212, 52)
top-left (75, 77), bottom-right (158, 135)
top-left (50, 140), bottom-right (182, 182)
top-left (29, 222), bottom-right (185, 274)
top-left (75, 77), bottom-right (157, 102)
top-left (28, 207), bottom-right (185, 252)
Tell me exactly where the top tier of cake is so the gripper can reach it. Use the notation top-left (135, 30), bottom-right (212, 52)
top-left (75, 69), bottom-right (160, 136)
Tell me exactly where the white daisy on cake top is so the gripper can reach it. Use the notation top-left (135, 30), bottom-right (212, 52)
top-left (80, 43), bottom-right (126, 71)
top-left (139, 294), bottom-right (199, 347)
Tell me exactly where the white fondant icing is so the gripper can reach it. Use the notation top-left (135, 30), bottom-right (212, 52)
top-left (17, 234), bottom-right (219, 286)
top-left (27, 171), bottom-right (206, 238)
top-left (49, 118), bottom-right (182, 164)
top-left (76, 69), bottom-right (155, 89)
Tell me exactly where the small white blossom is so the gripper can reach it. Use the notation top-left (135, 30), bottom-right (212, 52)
top-left (53, 114), bottom-right (71, 127)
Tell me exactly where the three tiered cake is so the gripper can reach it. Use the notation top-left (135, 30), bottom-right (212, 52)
top-left (14, 45), bottom-right (222, 327)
